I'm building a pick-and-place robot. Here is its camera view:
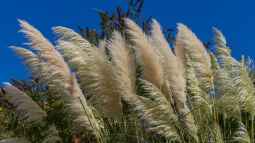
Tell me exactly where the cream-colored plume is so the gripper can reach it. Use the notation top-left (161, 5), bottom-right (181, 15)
top-left (213, 27), bottom-right (240, 71)
top-left (214, 28), bottom-right (255, 116)
top-left (1, 84), bottom-right (62, 142)
top-left (125, 18), bottom-right (164, 89)
top-left (108, 31), bottom-right (136, 95)
top-left (11, 46), bottom-right (42, 79)
top-left (55, 27), bottom-right (123, 117)
top-left (53, 26), bottom-right (92, 49)
top-left (19, 20), bottom-right (71, 82)
top-left (150, 20), bottom-right (198, 141)
top-left (122, 79), bottom-right (180, 141)
top-left (175, 23), bottom-right (212, 92)
top-left (14, 20), bottom-right (103, 141)
top-left (149, 19), bottom-right (186, 102)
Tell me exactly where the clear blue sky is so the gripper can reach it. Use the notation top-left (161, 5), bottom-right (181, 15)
top-left (0, 0), bottom-right (254, 82)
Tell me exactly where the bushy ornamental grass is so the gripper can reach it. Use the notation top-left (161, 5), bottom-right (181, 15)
top-left (0, 18), bottom-right (255, 143)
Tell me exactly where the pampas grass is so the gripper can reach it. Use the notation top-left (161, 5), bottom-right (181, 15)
top-left (0, 18), bottom-right (255, 143)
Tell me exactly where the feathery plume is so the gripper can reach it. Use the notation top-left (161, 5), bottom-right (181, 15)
top-left (125, 18), bottom-right (164, 89)
top-left (16, 20), bottom-right (104, 142)
top-left (175, 23), bottom-right (212, 92)
top-left (1, 84), bottom-right (47, 124)
top-left (11, 46), bottom-right (42, 78)
top-left (211, 54), bottom-right (241, 119)
top-left (150, 20), bottom-right (198, 141)
top-left (108, 31), bottom-right (136, 96)
top-left (214, 28), bottom-right (255, 116)
top-left (0, 84), bottom-right (62, 143)
top-left (53, 26), bottom-right (92, 49)
top-left (122, 79), bottom-right (180, 141)
top-left (185, 54), bottom-right (225, 142)
top-left (19, 20), bottom-right (70, 80)
top-left (56, 30), bottom-right (123, 117)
